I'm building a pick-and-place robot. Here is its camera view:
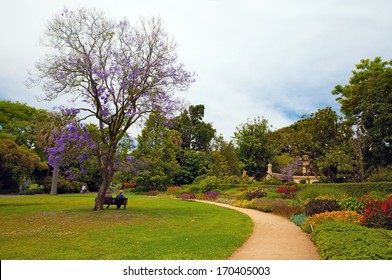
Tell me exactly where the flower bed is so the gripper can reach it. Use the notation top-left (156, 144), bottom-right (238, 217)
top-left (360, 194), bottom-right (392, 229)
top-left (302, 210), bottom-right (362, 233)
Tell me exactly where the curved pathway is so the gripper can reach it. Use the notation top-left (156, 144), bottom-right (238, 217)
top-left (197, 200), bottom-right (320, 260)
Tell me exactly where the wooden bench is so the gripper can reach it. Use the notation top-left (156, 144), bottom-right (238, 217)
top-left (103, 197), bottom-right (128, 210)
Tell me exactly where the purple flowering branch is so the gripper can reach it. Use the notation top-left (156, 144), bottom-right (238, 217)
top-left (27, 7), bottom-right (195, 208)
top-left (45, 108), bottom-right (97, 194)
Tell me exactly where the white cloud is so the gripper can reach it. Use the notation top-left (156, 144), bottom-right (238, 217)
top-left (1, 0), bottom-right (392, 140)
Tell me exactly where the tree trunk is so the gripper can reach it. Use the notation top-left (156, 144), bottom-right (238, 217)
top-left (94, 152), bottom-right (115, 210)
top-left (50, 163), bottom-right (60, 195)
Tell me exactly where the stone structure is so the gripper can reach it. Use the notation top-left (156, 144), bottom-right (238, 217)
top-left (264, 156), bottom-right (319, 184)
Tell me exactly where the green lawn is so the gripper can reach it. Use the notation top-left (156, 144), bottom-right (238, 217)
top-left (0, 194), bottom-right (252, 260)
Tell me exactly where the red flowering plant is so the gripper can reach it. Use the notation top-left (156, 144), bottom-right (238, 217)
top-left (276, 186), bottom-right (299, 199)
top-left (359, 194), bottom-right (392, 229)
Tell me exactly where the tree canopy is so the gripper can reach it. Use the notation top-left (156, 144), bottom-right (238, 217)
top-left (27, 7), bottom-right (195, 209)
top-left (233, 117), bottom-right (273, 180)
top-left (333, 57), bottom-right (392, 170)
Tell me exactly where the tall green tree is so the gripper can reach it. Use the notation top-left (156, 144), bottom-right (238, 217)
top-left (173, 104), bottom-right (215, 151)
top-left (333, 57), bottom-right (392, 171)
top-left (269, 107), bottom-right (357, 182)
top-left (208, 135), bottom-right (240, 178)
top-left (0, 101), bottom-right (48, 153)
top-left (0, 139), bottom-right (47, 192)
top-left (174, 149), bottom-right (209, 185)
top-left (233, 117), bottom-right (273, 180)
top-left (133, 113), bottom-right (180, 190)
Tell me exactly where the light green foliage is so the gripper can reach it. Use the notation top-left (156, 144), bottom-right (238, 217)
top-left (333, 57), bottom-right (392, 171)
top-left (233, 117), bottom-right (274, 180)
top-left (200, 176), bottom-right (220, 192)
top-left (311, 221), bottom-right (392, 260)
top-left (296, 185), bottom-right (346, 201)
top-left (0, 101), bottom-right (47, 150)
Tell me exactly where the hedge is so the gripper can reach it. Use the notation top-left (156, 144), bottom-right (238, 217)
top-left (298, 182), bottom-right (392, 198)
top-left (311, 221), bottom-right (392, 260)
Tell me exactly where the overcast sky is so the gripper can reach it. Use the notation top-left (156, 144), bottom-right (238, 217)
top-left (1, 0), bottom-right (391, 139)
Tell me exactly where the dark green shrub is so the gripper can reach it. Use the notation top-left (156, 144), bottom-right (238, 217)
top-left (367, 165), bottom-right (392, 182)
top-left (311, 221), bottom-right (392, 260)
top-left (305, 199), bottom-right (340, 216)
top-left (132, 185), bottom-right (150, 193)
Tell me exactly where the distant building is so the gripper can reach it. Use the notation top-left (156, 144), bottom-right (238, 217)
top-left (264, 155), bottom-right (319, 184)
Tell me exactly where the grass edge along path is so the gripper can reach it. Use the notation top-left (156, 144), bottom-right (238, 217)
top-left (0, 194), bottom-right (252, 260)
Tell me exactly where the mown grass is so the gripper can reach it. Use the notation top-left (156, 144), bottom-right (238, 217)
top-left (0, 194), bottom-right (252, 260)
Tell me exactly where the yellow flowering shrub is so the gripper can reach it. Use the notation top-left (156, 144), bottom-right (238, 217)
top-left (302, 210), bottom-right (362, 233)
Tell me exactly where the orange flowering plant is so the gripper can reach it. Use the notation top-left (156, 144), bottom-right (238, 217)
top-left (302, 210), bottom-right (362, 233)
top-left (167, 186), bottom-right (181, 193)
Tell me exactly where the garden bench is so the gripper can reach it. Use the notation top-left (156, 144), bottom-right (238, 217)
top-left (103, 197), bottom-right (128, 210)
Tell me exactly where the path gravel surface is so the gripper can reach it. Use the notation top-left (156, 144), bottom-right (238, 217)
top-left (197, 200), bottom-right (320, 260)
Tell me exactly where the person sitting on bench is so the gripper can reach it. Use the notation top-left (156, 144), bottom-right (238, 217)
top-left (115, 190), bottom-right (125, 209)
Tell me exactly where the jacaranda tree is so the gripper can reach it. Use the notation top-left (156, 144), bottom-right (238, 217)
top-left (45, 108), bottom-right (95, 195)
top-left (28, 7), bottom-right (195, 209)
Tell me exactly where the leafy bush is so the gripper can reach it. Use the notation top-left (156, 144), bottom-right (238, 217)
top-left (290, 214), bottom-right (307, 227)
top-left (305, 199), bottom-right (340, 216)
top-left (302, 210), bottom-right (362, 233)
top-left (232, 199), bottom-right (253, 209)
top-left (339, 197), bottom-right (364, 212)
top-left (200, 176), bottom-right (220, 192)
top-left (367, 165), bottom-right (392, 182)
top-left (311, 221), bottom-right (392, 260)
top-left (360, 194), bottom-right (392, 229)
top-left (222, 175), bottom-right (243, 184)
top-left (261, 177), bottom-right (283, 185)
top-left (132, 185), bottom-right (150, 193)
top-left (192, 174), bottom-right (209, 185)
top-left (245, 189), bottom-right (267, 200)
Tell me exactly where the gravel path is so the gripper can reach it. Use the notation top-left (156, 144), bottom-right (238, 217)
top-left (197, 200), bottom-right (320, 260)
